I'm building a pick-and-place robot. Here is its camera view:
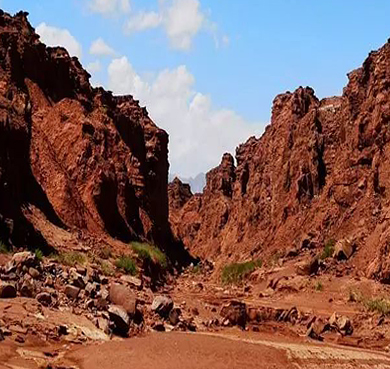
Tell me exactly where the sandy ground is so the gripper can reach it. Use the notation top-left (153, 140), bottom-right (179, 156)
top-left (2, 331), bottom-right (390, 369)
top-left (63, 331), bottom-right (390, 369)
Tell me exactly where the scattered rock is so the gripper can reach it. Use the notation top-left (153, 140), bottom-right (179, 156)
top-left (108, 305), bottom-right (130, 337)
top-left (0, 283), bottom-right (17, 298)
top-left (333, 239), bottom-right (354, 260)
top-left (152, 322), bottom-right (165, 332)
top-left (338, 316), bottom-right (353, 336)
top-left (220, 301), bottom-right (247, 328)
top-left (120, 275), bottom-right (143, 289)
top-left (65, 285), bottom-right (80, 299)
top-left (152, 296), bottom-right (174, 318)
top-left (36, 292), bottom-right (53, 307)
top-left (296, 257), bottom-right (319, 276)
top-left (306, 324), bottom-right (324, 341)
top-left (169, 308), bottom-right (181, 326)
top-left (109, 284), bottom-right (137, 316)
top-left (20, 278), bottom-right (36, 298)
top-left (28, 267), bottom-right (40, 279)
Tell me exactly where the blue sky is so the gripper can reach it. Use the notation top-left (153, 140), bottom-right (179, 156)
top-left (2, 0), bottom-right (390, 176)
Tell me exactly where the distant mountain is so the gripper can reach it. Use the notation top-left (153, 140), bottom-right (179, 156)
top-left (169, 172), bottom-right (206, 194)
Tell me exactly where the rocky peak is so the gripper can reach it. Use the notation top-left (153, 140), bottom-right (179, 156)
top-left (168, 178), bottom-right (193, 211)
top-left (169, 39), bottom-right (390, 279)
top-left (205, 153), bottom-right (236, 198)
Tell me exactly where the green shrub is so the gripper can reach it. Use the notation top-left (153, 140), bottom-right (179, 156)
top-left (314, 281), bottom-right (323, 291)
top-left (100, 260), bottom-right (115, 276)
top-left (52, 251), bottom-right (87, 266)
top-left (99, 246), bottom-right (112, 260)
top-left (321, 239), bottom-right (336, 260)
top-left (221, 260), bottom-right (262, 285)
top-left (131, 242), bottom-right (167, 269)
top-left (115, 256), bottom-right (137, 275)
top-left (0, 241), bottom-right (10, 254)
top-left (364, 298), bottom-right (390, 315)
top-left (35, 249), bottom-right (44, 262)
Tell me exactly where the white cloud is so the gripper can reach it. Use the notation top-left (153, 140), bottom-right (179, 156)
top-left (89, 0), bottom-right (131, 15)
top-left (36, 23), bottom-right (83, 59)
top-left (125, 11), bottom-right (162, 33)
top-left (89, 38), bottom-right (116, 56)
top-left (123, 0), bottom-right (227, 51)
top-left (162, 0), bottom-right (204, 50)
top-left (108, 57), bottom-right (259, 177)
top-left (87, 60), bottom-right (102, 73)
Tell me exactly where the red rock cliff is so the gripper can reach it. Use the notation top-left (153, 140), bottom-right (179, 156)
top-left (0, 11), bottom-right (174, 255)
top-left (170, 39), bottom-right (390, 281)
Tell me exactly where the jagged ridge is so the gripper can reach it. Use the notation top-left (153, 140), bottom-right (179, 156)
top-left (170, 39), bottom-right (390, 281)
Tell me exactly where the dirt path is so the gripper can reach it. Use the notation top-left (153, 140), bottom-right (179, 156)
top-left (63, 332), bottom-right (390, 369)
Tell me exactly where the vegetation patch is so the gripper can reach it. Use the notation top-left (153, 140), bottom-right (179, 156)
top-left (0, 241), bottom-right (10, 254)
top-left (131, 242), bottom-right (167, 269)
top-left (221, 260), bottom-right (262, 285)
top-left (34, 249), bottom-right (44, 262)
top-left (364, 297), bottom-right (390, 315)
top-left (313, 281), bottom-right (323, 291)
top-left (52, 251), bottom-right (87, 266)
top-left (320, 239), bottom-right (336, 260)
top-left (115, 255), bottom-right (137, 275)
top-left (100, 260), bottom-right (115, 276)
top-left (99, 246), bottom-right (112, 260)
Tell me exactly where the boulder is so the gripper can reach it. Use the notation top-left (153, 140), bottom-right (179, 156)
top-left (20, 278), bottom-right (36, 298)
top-left (0, 283), bottom-right (17, 298)
top-left (306, 324), bottom-right (324, 341)
top-left (69, 268), bottom-right (87, 289)
top-left (28, 267), bottom-right (40, 279)
top-left (36, 292), bottom-right (52, 307)
top-left (169, 308), bottom-right (181, 326)
top-left (85, 282), bottom-right (99, 297)
top-left (151, 296), bottom-right (174, 318)
top-left (109, 283), bottom-right (137, 316)
top-left (10, 252), bottom-right (37, 268)
top-left (333, 239), bottom-right (354, 260)
top-left (296, 257), bottom-right (319, 276)
top-left (338, 316), bottom-right (353, 335)
top-left (65, 285), bottom-right (80, 299)
top-left (120, 275), bottom-right (143, 289)
top-left (220, 301), bottom-right (247, 328)
top-left (108, 305), bottom-right (130, 336)
top-left (152, 322), bottom-right (165, 332)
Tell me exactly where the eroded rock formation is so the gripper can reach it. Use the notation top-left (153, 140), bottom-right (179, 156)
top-left (170, 39), bottom-right (390, 281)
top-left (0, 11), bottom-right (175, 256)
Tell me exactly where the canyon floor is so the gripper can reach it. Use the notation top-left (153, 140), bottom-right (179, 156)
top-left (2, 331), bottom-right (390, 369)
top-left (1, 251), bottom-right (390, 369)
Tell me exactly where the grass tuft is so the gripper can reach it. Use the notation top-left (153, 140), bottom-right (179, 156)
top-left (34, 249), bottom-right (44, 262)
top-left (100, 260), bottom-right (115, 276)
top-left (115, 255), bottom-right (137, 275)
top-left (314, 281), bottom-right (323, 291)
top-left (221, 260), bottom-right (262, 285)
top-left (131, 242), bottom-right (167, 269)
top-left (99, 246), bottom-right (112, 260)
top-left (320, 239), bottom-right (336, 260)
top-left (52, 251), bottom-right (87, 266)
top-left (0, 241), bottom-right (10, 254)
top-left (364, 298), bottom-right (390, 315)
